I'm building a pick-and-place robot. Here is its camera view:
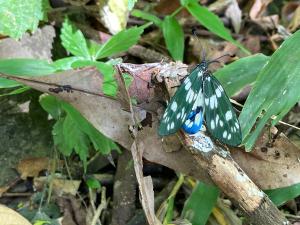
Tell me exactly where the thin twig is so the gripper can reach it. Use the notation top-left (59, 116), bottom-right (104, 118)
top-left (91, 186), bottom-right (107, 225)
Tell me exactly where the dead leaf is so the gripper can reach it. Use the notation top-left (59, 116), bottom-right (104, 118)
top-left (57, 195), bottom-right (86, 225)
top-left (98, 0), bottom-right (129, 34)
top-left (34, 177), bottom-right (81, 196)
top-left (0, 25), bottom-right (55, 60)
top-left (232, 131), bottom-right (300, 190)
top-left (288, 6), bottom-right (300, 31)
top-left (0, 204), bottom-right (31, 225)
top-left (249, 0), bottom-right (279, 30)
top-left (225, 0), bottom-right (242, 33)
top-left (17, 157), bottom-right (50, 179)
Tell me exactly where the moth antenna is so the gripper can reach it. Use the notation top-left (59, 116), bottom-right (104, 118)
top-left (208, 53), bottom-right (235, 65)
top-left (191, 28), bottom-right (206, 61)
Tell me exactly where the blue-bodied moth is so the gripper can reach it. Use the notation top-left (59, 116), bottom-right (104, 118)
top-left (158, 57), bottom-right (242, 146)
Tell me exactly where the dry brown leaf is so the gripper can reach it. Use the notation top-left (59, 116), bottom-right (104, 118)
top-left (17, 157), bottom-right (50, 179)
top-left (249, 0), bottom-right (279, 30)
top-left (34, 177), bottom-right (81, 196)
top-left (288, 6), bottom-right (300, 31)
top-left (225, 0), bottom-right (242, 33)
top-left (232, 131), bottom-right (300, 190)
top-left (0, 204), bottom-right (31, 225)
top-left (0, 25), bottom-right (55, 60)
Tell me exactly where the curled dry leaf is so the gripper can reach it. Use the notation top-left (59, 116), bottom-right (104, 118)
top-left (225, 0), bottom-right (242, 33)
top-left (0, 204), bottom-right (31, 225)
top-left (249, 0), bottom-right (279, 30)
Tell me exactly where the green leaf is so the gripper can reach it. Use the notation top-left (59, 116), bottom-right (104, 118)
top-left (0, 86), bottom-right (30, 97)
top-left (0, 78), bottom-right (20, 88)
top-left (52, 56), bottom-right (85, 71)
top-left (95, 25), bottom-right (148, 59)
top-left (182, 182), bottom-right (219, 225)
top-left (265, 183), bottom-right (300, 206)
top-left (182, 0), bottom-right (249, 54)
top-left (0, 59), bottom-right (56, 76)
top-left (123, 73), bottom-right (134, 88)
top-left (0, 0), bottom-right (44, 39)
top-left (239, 30), bottom-right (300, 150)
top-left (86, 177), bottom-right (101, 189)
top-left (60, 18), bottom-right (91, 59)
top-left (162, 16), bottom-right (184, 61)
top-left (131, 9), bottom-right (162, 27)
top-left (52, 118), bottom-right (73, 155)
top-left (96, 62), bottom-right (117, 96)
top-left (61, 102), bottom-right (118, 154)
top-left (39, 95), bottom-right (62, 120)
top-left (214, 54), bottom-right (270, 97)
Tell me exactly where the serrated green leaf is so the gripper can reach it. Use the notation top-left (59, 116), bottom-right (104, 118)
top-left (39, 95), bottom-right (62, 120)
top-left (131, 9), bottom-right (162, 27)
top-left (239, 30), bottom-right (300, 150)
top-left (162, 16), bottom-right (184, 61)
top-left (265, 183), bottom-right (300, 206)
top-left (95, 25), bottom-right (147, 59)
top-left (86, 177), bottom-right (101, 189)
top-left (0, 0), bottom-right (44, 39)
top-left (0, 86), bottom-right (30, 97)
top-left (214, 54), bottom-right (269, 96)
top-left (0, 59), bottom-right (56, 76)
top-left (182, 182), bottom-right (219, 225)
top-left (60, 18), bottom-right (91, 59)
top-left (182, 0), bottom-right (249, 54)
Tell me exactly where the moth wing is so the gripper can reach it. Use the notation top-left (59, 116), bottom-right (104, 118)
top-left (203, 75), bottom-right (242, 146)
top-left (159, 66), bottom-right (204, 136)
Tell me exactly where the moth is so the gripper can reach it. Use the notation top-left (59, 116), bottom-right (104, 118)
top-left (158, 57), bottom-right (242, 146)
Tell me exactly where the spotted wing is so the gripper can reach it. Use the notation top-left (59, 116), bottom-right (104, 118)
top-left (158, 66), bottom-right (204, 136)
top-left (203, 75), bottom-right (242, 146)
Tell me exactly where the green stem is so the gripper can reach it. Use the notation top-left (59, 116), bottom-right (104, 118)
top-left (170, 6), bottom-right (184, 17)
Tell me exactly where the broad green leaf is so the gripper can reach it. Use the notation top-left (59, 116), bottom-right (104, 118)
top-left (0, 86), bottom-right (30, 97)
top-left (86, 177), bottom-right (101, 189)
top-left (60, 18), bottom-right (91, 59)
top-left (265, 183), bottom-right (300, 206)
top-left (61, 102), bottom-right (118, 154)
top-left (214, 54), bottom-right (270, 96)
top-left (0, 78), bottom-right (20, 88)
top-left (52, 118), bottom-right (73, 155)
top-left (181, 0), bottom-right (249, 54)
top-left (39, 95), bottom-right (62, 120)
top-left (95, 24), bottom-right (149, 59)
top-left (0, 0), bottom-right (44, 39)
top-left (96, 62), bottom-right (117, 96)
top-left (182, 182), bottom-right (219, 225)
top-left (0, 59), bottom-right (56, 76)
top-left (131, 9), bottom-right (162, 27)
top-left (162, 16), bottom-right (184, 61)
top-left (239, 30), bottom-right (300, 150)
